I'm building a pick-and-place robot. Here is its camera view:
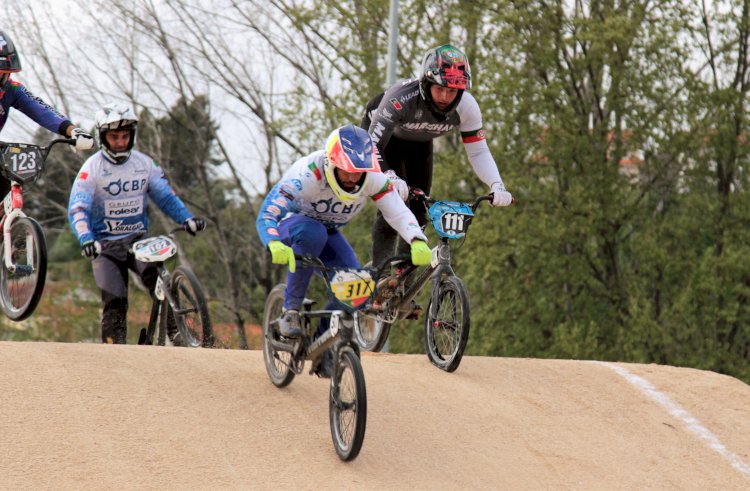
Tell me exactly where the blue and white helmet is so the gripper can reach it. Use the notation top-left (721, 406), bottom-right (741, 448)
top-left (95, 102), bottom-right (138, 163)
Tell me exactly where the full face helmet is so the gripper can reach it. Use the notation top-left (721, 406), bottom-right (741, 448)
top-left (324, 124), bottom-right (381, 202)
top-left (418, 44), bottom-right (472, 115)
top-left (95, 102), bottom-right (138, 163)
top-left (0, 30), bottom-right (22, 88)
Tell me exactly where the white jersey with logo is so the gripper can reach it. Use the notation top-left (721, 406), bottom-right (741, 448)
top-left (256, 149), bottom-right (426, 246)
top-left (68, 150), bottom-right (192, 244)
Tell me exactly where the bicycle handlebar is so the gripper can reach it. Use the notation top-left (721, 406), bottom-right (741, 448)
top-left (408, 188), bottom-right (515, 211)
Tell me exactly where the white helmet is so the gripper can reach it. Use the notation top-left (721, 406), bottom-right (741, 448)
top-left (95, 102), bottom-right (138, 163)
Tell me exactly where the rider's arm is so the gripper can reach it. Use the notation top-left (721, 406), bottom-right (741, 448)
top-left (6, 81), bottom-right (74, 136)
top-left (255, 157), bottom-right (312, 247)
top-left (457, 92), bottom-right (505, 189)
top-left (67, 160), bottom-right (96, 245)
top-left (146, 160), bottom-right (193, 225)
top-left (367, 84), bottom-right (410, 172)
top-left (368, 173), bottom-right (427, 244)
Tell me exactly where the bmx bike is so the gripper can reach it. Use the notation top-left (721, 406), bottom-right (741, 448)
top-left (262, 253), bottom-right (390, 461)
top-left (133, 228), bottom-right (214, 348)
top-left (0, 137), bottom-right (76, 320)
top-left (355, 189), bottom-right (510, 372)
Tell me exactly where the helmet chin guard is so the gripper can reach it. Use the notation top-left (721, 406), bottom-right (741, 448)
top-left (95, 103), bottom-right (139, 163)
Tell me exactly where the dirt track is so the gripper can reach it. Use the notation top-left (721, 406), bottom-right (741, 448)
top-left (1, 341), bottom-right (749, 489)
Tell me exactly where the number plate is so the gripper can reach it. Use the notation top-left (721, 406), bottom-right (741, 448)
top-left (428, 201), bottom-right (475, 239)
top-left (0, 144), bottom-right (43, 183)
top-left (132, 236), bottom-right (177, 262)
top-left (329, 270), bottom-right (375, 309)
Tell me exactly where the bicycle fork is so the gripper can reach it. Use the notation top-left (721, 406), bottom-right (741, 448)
top-left (2, 184), bottom-right (30, 273)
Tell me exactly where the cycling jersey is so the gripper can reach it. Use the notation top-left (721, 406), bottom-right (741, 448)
top-left (256, 149), bottom-right (426, 247)
top-left (365, 78), bottom-right (502, 188)
top-left (0, 78), bottom-right (73, 136)
top-left (68, 150), bottom-right (193, 244)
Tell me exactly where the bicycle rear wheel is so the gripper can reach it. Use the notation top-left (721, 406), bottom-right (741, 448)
top-left (353, 313), bottom-right (391, 352)
top-left (329, 346), bottom-right (367, 461)
top-left (424, 275), bottom-right (470, 373)
top-left (262, 284), bottom-right (295, 388)
top-left (0, 217), bottom-right (47, 321)
top-left (170, 266), bottom-right (214, 347)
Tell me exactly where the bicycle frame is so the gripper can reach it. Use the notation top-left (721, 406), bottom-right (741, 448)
top-left (266, 254), bottom-right (377, 375)
top-left (134, 228), bottom-right (207, 346)
top-left (375, 192), bottom-right (492, 323)
top-left (1, 184), bottom-right (29, 273)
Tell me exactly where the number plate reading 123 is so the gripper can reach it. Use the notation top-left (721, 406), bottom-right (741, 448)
top-left (1, 144), bottom-right (43, 183)
top-left (330, 270), bottom-right (375, 309)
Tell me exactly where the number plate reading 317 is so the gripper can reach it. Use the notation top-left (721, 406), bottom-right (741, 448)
top-left (330, 271), bottom-right (375, 309)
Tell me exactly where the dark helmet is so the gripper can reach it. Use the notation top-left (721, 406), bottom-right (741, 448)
top-left (0, 30), bottom-right (22, 88)
top-left (418, 44), bottom-right (472, 115)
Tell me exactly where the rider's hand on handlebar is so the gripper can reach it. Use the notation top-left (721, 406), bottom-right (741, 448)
top-left (268, 240), bottom-right (296, 273)
top-left (410, 239), bottom-right (432, 266)
top-left (489, 182), bottom-right (513, 207)
top-left (183, 217), bottom-right (206, 235)
top-left (384, 170), bottom-right (409, 202)
top-left (71, 128), bottom-right (95, 151)
top-left (81, 240), bottom-right (100, 259)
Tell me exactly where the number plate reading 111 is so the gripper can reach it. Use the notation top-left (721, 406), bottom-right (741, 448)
top-left (1, 144), bottom-right (43, 183)
top-left (330, 270), bottom-right (375, 309)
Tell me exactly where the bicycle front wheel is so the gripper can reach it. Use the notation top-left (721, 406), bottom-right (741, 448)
top-left (0, 217), bottom-right (47, 321)
top-left (329, 347), bottom-right (367, 461)
top-left (424, 275), bottom-right (470, 373)
top-left (170, 266), bottom-right (214, 347)
top-left (262, 284), bottom-right (295, 388)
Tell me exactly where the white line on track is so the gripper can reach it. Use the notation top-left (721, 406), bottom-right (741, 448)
top-left (600, 362), bottom-right (750, 479)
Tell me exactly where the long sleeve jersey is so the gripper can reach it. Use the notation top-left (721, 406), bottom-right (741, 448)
top-left (0, 78), bottom-right (73, 136)
top-left (68, 150), bottom-right (193, 244)
top-left (256, 149), bottom-right (427, 247)
top-left (366, 78), bottom-right (503, 188)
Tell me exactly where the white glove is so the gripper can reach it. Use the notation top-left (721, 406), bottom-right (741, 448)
top-left (71, 128), bottom-right (94, 151)
top-left (489, 182), bottom-right (513, 207)
top-left (385, 170), bottom-right (408, 201)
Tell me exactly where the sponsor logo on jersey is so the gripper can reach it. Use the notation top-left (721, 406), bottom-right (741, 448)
top-left (310, 198), bottom-right (362, 215)
top-left (267, 205), bottom-right (281, 216)
top-left (399, 90), bottom-right (419, 103)
top-left (78, 171), bottom-right (88, 181)
top-left (402, 122), bottom-right (455, 133)
top-left (390, 98), bottom-right (402, 110)
top-left (272, 196), bottom-right (288, 207)
top-left (103, 178), bottom-right (147, 196)
top-left (105, 220), bottom-right (144, 233)
top-left (105, 197), bottom-right (143, 217)
top-left (267, 228), bottom-right (279, 236)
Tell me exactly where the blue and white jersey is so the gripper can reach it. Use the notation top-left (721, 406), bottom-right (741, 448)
top-left (68, 150), bottom-right (193, 244)
top-left (256, 150), bottom-right (426, 247)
